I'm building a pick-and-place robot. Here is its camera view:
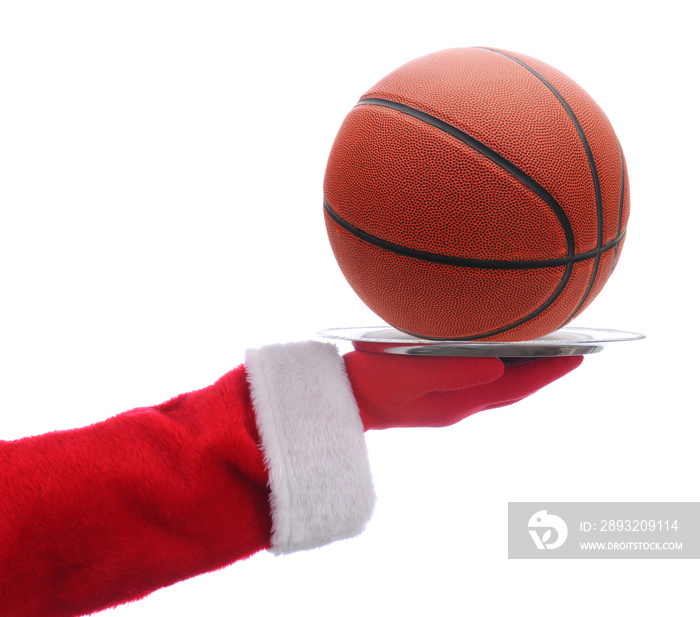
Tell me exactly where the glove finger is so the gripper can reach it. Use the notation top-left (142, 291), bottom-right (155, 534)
top-left (463, 355), bottom-right (584, 411)
top-left (344, 351), bottom-right (504, 406)
top-left (481, 396), bottom-right (527, 411)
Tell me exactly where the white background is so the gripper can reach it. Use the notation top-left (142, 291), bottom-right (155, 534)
top-left (0, 1), bottom-right (697, 615)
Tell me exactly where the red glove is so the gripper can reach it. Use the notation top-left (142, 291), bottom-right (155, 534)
top-left (344, 351), bottom-right (583, 430)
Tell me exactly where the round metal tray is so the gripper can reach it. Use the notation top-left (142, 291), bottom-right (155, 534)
top-left (317, 326), bottom-right (646, 357)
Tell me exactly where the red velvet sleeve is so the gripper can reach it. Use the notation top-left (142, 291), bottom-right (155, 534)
top-left (0, 364), bottom-right (272, 617)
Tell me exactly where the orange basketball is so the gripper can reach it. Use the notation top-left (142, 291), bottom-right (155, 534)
top-left (323, 47), bottom-right (629, 341)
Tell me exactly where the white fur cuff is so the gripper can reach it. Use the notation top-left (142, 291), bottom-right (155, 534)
top-left (245, 341), bottom-right (375, 555)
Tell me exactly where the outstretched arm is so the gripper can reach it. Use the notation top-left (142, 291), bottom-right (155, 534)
top-left (0, 342), bottom-right (375, 617)
top-left (0, 342), bottom-right (581, 617)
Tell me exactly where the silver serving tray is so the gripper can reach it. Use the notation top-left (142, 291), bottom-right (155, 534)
top-left (317, 326), bottom-right (645, 357)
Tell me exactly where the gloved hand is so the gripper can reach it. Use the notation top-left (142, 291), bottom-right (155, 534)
top-left (344, 351), bottom-right (583, 430)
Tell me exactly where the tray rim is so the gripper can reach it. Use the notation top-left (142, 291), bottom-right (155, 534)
top-left (316, 326), bottom-right (646, 357)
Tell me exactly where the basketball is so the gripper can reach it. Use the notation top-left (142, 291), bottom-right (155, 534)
top-left (323, 47), bottom-right (629, 341)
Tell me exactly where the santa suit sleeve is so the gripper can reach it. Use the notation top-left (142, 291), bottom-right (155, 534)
top-left (0, 341), bottom-right (375, 617)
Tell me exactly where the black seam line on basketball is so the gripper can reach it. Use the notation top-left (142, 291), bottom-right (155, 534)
top-left (611, 140), bottom-right (626, 273)
top-left (400, 258), bottom-right (573, 341)
top-left (479, 48), bottom-right (606, 326)
top-left (324, 199), bottom-right (625, 270)
top-left (479, 48), bottom-right (604, 250)
top-left (355, 97), bottom-right (576, 260)
top-left (326, 199), bottom-right (623, 342)
top-left (326, 198), bottom-right (570, 341)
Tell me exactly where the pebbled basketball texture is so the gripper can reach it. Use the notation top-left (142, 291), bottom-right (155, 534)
top-left (323, 47), bottom-right (629, 341)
